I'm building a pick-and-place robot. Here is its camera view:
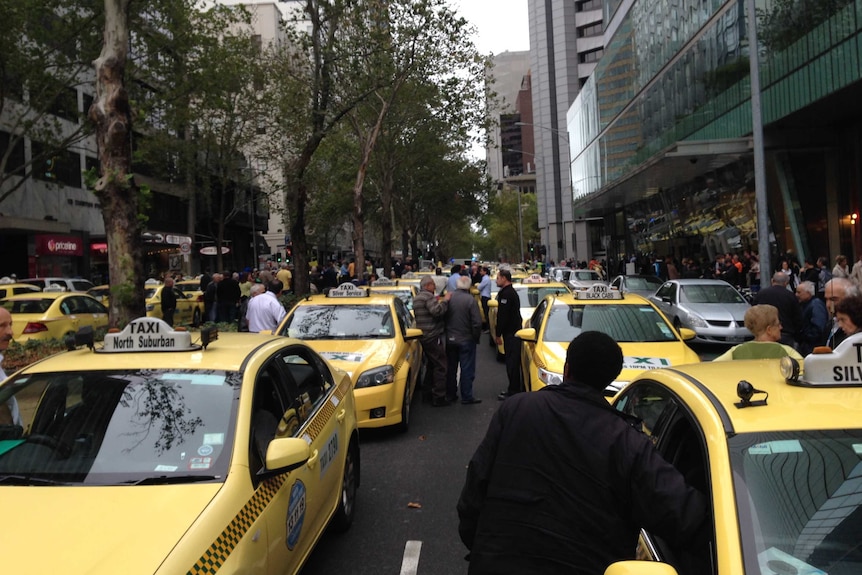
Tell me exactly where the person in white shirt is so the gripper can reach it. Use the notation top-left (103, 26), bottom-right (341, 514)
top-left (0, 307), bottom-right (22, 427)
top-left (245, 280), bottom-right (287, 333)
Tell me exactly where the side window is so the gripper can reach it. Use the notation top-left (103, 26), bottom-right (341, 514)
top-left (84, 297), bottom-right (106, 314)
top-left (614, 380), bottom-right (677, 444)
top-left (393, 298), bottom-right (411, 333)
top-left (249, 361), bottom-right (291, 476)
top-left (279, 349), bottom-right (328, 427)
top-left (530, 300), bottom-right (548, 331)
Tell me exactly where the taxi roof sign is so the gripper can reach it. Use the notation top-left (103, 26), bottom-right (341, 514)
top-left (792, 332), bottom-right (862, 387)
top-left (326, 283), bottom-right (369, 298)
top-left (100, 317), bottom-right (198, 353)
top-left (574, 284), bottom-right (621, 300)
top-left (521, 274), bottom-right (548, 284)
top-left (371, 278), bottom-right (395, 286)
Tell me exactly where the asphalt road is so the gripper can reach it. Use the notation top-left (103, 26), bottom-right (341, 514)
top-left (300, 337), bottom-right (727, 574)
top-left (301, 334), bottom-right (506, 575)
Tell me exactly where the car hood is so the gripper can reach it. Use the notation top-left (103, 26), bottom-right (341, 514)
top-left (538, 341), bottom-right (700, 381)
top-left (4, 484), bottom-right (221, 574)
top-left (305, 339), bottom-right (397, 381)
top-left (683, 302), bottom-right (749, 320)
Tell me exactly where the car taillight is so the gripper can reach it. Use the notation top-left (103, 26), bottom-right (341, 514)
top-left (23, 322), bottom-right (48, 334)
top-left (197, 295), bottom-right (203, 302)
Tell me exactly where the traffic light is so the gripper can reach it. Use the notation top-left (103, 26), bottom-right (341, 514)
top-left (276, 252), bottom-right (282, 263)
top-left (528, 241), bottom-right (534, 253)
top-left (285, 243), bottom-right (293, 262)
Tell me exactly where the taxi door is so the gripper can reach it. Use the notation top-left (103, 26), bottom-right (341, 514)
top-left (520, 299), bottom-right (549, 391)
top-left (262, 348), bottom-right (344, 574)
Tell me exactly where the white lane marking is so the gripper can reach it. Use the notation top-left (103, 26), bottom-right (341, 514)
top-left (400, 540), bottom-right (422, 575)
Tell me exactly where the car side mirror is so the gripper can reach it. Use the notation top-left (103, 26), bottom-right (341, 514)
top-left (404, 328), bottom-right (423, 341)
top-left (515, 328), bottom-right (537, 342)
top-left (487, 300), bottom-right (499, 308)
top-left (259, 437), bottom-right (310, 479)
top-left (678, 328), bottom-right (696, 341)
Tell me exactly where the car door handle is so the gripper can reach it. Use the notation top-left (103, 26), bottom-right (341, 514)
top-left (306, 449), bottom-right (319, 469)
top-left (337, 409), bottom-right (346, 423)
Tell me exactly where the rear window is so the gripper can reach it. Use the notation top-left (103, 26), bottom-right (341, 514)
top-left (3, 299), bottom-right (53, 314)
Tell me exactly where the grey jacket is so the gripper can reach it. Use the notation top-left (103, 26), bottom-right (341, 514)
top-left (445, 288), bottom-right (482, 344)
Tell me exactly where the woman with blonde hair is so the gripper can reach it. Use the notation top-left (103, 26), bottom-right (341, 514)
top-left (714, 304), bottom-right (804, 361)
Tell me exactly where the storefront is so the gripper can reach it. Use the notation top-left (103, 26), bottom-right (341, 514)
top-left (30, 233), bottom-right (86, 278)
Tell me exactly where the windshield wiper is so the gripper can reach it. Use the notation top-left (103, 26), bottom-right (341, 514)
top-left (0, 474), bottom-right (71, 486)
top-left (126, 474), bottom-right (220, 485)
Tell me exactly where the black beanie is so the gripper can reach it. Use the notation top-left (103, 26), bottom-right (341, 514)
top-left (566, 331), bottom-right (623, 390)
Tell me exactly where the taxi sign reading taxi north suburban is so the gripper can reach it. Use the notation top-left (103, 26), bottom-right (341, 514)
top-left (101, 317), bottom-right (194, 352)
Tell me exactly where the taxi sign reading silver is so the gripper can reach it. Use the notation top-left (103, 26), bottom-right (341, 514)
top-left (575, 284), bottom-right (621, 300)
top-left (327, 283), bottom-right (368, 298)
top-left (798, 333), bottom-right (862, 386)
top-left (100, 317), bottom-right (195, 352)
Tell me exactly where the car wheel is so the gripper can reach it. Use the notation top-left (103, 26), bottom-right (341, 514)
top-left (192, 308), bottom-right (201, 327)
top-left (330, 440), bottom-right (358, 532)
top-left (397, 380), bottom-right (411, 433)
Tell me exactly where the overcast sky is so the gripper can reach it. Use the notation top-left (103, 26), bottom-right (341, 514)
top-left (450, 0), bottom-right (530, 56)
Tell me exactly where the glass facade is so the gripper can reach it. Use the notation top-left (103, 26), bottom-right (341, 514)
top-left (569, 0), bottom-right (862, 265)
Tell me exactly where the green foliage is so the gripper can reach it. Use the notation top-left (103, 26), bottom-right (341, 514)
top-left (477, 187), bottom-right (539, 263)
top-left (757, 0), bottom-right (852, 52)
top-left (1, 327), bottom-right (109, 372)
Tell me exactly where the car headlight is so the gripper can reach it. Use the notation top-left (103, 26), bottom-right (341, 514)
top-left (538, 367), bottom-right (564, 386)
top-left (685, 314), bottom-right (709, 328)
top-left (356, 365), bottom-right (395, 388)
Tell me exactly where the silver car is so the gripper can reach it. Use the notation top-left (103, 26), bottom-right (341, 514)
top-left (609, 274), bottom-right (664, 298)
top-left (563, 269), bottom-right (606, 290)
top-left (650, 279), bottom-right (752, 344)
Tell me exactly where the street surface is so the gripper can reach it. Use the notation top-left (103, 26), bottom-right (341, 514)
top-left (300, 336), bottom-right (726, 574)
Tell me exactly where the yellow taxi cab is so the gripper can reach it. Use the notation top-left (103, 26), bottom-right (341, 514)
top-left (487, 274), bottom-right (571, 358)
top-left (176, 279), bottom-right (205, 303)
top-left (87, 284), bottom-right (111, 307)
top-left (145, 283), bottom-right (203, 327)
top-left (0, 282), bottom-right (41, 300)
top-left (275, 283), bottom-right (423, 432)
top-left (0, 318), bottom-right (359, 575)
top-left (368, 277), bottom-right (419, 315)
top-left (0, 291), bottom-right (109, 342)
top-left (604, 335), bottom-right (862, 575)
top-left (516, 284), bottom-right (700, 394)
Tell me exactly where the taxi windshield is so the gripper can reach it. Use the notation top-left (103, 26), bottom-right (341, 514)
top-left (0, 369), bottom-right (240, 485)
top-left (283, 304), bottom-right (395, 339)
top-left (543, 304), bottom-right (677, 343)
top-left (144, 288), bottom-right (159, 299)
top-left (516, 287), bottom-right (568, 308)
top-left (730, 430), bottom-right (862, 574)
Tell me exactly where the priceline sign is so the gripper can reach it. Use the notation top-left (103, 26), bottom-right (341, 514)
top-left (35, 234), bottom-right (83, 256)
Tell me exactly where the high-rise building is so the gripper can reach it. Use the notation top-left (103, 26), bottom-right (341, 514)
top-left (568, 0), bottom-right (862, 276)
top-left (527, 0), bottom-right (605, 263)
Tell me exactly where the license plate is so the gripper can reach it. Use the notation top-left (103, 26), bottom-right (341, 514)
top-left (726, 337), bottom-right (743, 343)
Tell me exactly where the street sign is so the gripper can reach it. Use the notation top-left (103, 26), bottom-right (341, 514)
top-left (180, 242), bottom-right (191, 255)
top-left (200, 246), bottom-right (231, 255)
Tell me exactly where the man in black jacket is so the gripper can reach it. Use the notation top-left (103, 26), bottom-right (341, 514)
top-left (494, 269), bottom-right (522, 399)
top-left (458, 331), bottom-right (709, 575)
top-left (752, 272), bottom-right (803, 347)
top-left (160, 277), bottom-right (178, 327)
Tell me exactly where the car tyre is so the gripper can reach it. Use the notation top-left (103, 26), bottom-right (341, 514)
top-left (330, 440), bottom-right (358, 532)
top-left (192, 308), bottom-right (201, 327)
top-left (397, 380), bottom-right (411, 433)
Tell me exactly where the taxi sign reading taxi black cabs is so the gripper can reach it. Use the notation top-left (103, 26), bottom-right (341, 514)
top-left (575, 284), bottom-right (621, 300)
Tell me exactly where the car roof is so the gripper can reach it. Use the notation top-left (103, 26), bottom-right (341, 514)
top-left (2, 292), bottom-right (68, 301)
top-left (636, 359), bottom-right (862, 435)
top-left (20, 331), bottom-right (294, 374)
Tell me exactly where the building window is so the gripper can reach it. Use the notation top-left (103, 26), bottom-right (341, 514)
top-left (578, 23), bottom-right (603, 38)
top-left (576, 0), bottom-right (602, 11)
top-left (0, 131), bottom-right (26, 176)
top-left (580, 48), bottom-right (604, 64)
top-left (31, 141), bottom-right (82, 188)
